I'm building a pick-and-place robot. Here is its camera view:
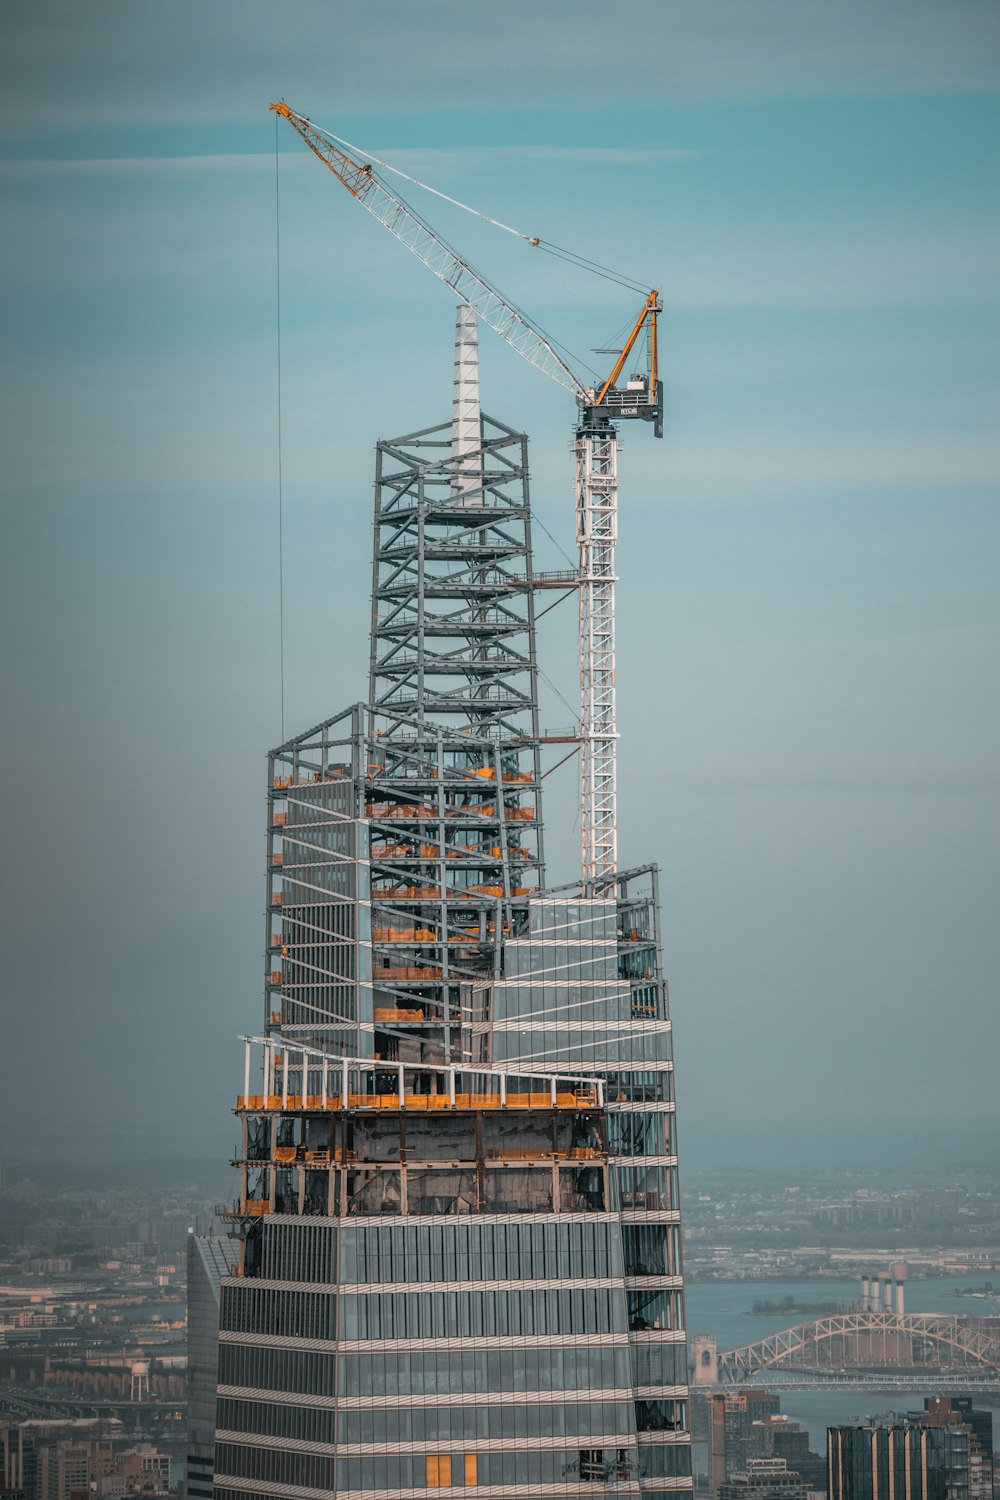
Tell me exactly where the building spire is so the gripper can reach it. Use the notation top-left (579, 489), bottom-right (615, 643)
top-left (451, 302), bottom-right (481, 501)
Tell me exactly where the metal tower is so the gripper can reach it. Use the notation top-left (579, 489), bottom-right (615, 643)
top-left (577, 412), bottom-right (620, 880)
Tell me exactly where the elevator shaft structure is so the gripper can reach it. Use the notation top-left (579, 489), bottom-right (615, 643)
top-left (270, 100), bottom-right (663, 886)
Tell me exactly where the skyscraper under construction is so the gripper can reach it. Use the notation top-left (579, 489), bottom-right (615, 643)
top-left (210, 309), bottom-right (692, 1498)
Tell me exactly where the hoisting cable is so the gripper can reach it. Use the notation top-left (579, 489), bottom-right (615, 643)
top-left (533, 242), bottom-right (648, 296)
top-left (533, 508), bottom-right (576, 570)
top-left (303, 116), bottom-right (651, 297)
top-left (536, 664), bottom-right (580, 727)
top-left (305, 120), bottom-right (539, 244)
top-left (274, 112), bottom-right (286, 739)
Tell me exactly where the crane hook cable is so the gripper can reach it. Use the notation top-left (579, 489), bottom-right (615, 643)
top-left (296, 114), bottom-right (651, 296)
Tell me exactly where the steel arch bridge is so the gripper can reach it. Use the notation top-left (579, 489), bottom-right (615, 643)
top-left (716, 1311), bottom-right (1000, 1384)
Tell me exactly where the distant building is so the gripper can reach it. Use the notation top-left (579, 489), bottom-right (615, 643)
top-left (916, 1398), bottom-right (994, 1500)
top-left (709, 1391), bottom-right (780, 1496)
top-left (718, 1458), bottom-right (808, 1500)
top-left (751, 1417), bottom-right (825, 1493)
top-left (1, 1420), bottom-right (26, 1499)
top-left (828, 1422), bottom-right (972, 1500)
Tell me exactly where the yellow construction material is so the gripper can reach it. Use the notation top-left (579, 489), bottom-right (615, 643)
top-left (372, 964), bottom-right (443, 980)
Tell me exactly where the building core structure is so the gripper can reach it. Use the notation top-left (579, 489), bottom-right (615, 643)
top-left (210, 310), bottom-right (692, 1498)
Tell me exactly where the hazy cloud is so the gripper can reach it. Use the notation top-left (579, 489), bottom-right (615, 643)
top-left (2, 0), bottom-right (1000, 136)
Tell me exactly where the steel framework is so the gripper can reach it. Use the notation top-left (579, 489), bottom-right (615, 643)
top-left (716, 1311), bottom-right (1000, 1384)
top-left (265, 313), bottom-right (544, 1070)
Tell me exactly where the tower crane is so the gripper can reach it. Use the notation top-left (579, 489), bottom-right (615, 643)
top-left (270, 100), bottom-right (663, 885)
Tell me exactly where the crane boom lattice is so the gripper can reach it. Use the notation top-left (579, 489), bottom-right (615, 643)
top-left (270, 103), bottom-right (584, 398)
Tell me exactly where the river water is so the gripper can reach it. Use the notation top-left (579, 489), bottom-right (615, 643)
top-left (684, 1274), bottom-right (1000, 1463)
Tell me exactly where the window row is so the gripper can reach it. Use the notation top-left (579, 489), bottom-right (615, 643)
top-left (216, 1397), bottom-right (335, 1446)
top-left (280, 868), bottom-right (355, 901)
top-left (218, 1342), bottom-right (336, 1399)
top-left (218, 1398), bottom-right (636, 1447)
top-left (627, 1287), bottom-right (684, 1333)
top-left (242, 1218), bottom-right (683, 1296)
top-left (623, 1223), bottom-right (682, 1278)
top-left (329, 1443), bottom-right (689, 1491)
top-left (217, 1340), bottom-right (656, 1402)
top-left (639, 1441), bottom-right (694, 1477)
top-left (275, 897), bottom-right (355, 938)
top-left (340, 1217), bottom-right (624, 1285)
top-left (260, 1221), bottom-right (337, 1283)
top-left (221, 1285), bottom-right (335, 1341)
top-left (615, 1163), bottom-right (679, 1213)
top-left (341, 1284), bottom-right (627, 1340)
top-left (215, 1442), bottom-right (331, 1491)
top-left (338, 1344), bottom-right (641, 1398)
top-left (495, 983), bottom-right (641, 1025)
top-left (608, 1110), bottom-right (674, 1157)
top-left (345, 1400), bottom-right (636, 1444)
top-left (491, 1028), bottom-right (672, 1068)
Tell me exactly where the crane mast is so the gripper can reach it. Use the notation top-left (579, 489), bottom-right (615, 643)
top-left (576, 413), bottom-right (619, 881)
top-left (575, 290), bottom-right (661, 883)
top-left (270, 101), bottom-right (663, 886)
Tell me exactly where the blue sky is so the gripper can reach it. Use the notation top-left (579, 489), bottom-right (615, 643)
top-left (1, 0), bottom-right (997, 1172)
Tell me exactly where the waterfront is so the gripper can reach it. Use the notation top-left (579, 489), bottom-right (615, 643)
top-left (686, 1274), bottom-right (1000, 1456)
